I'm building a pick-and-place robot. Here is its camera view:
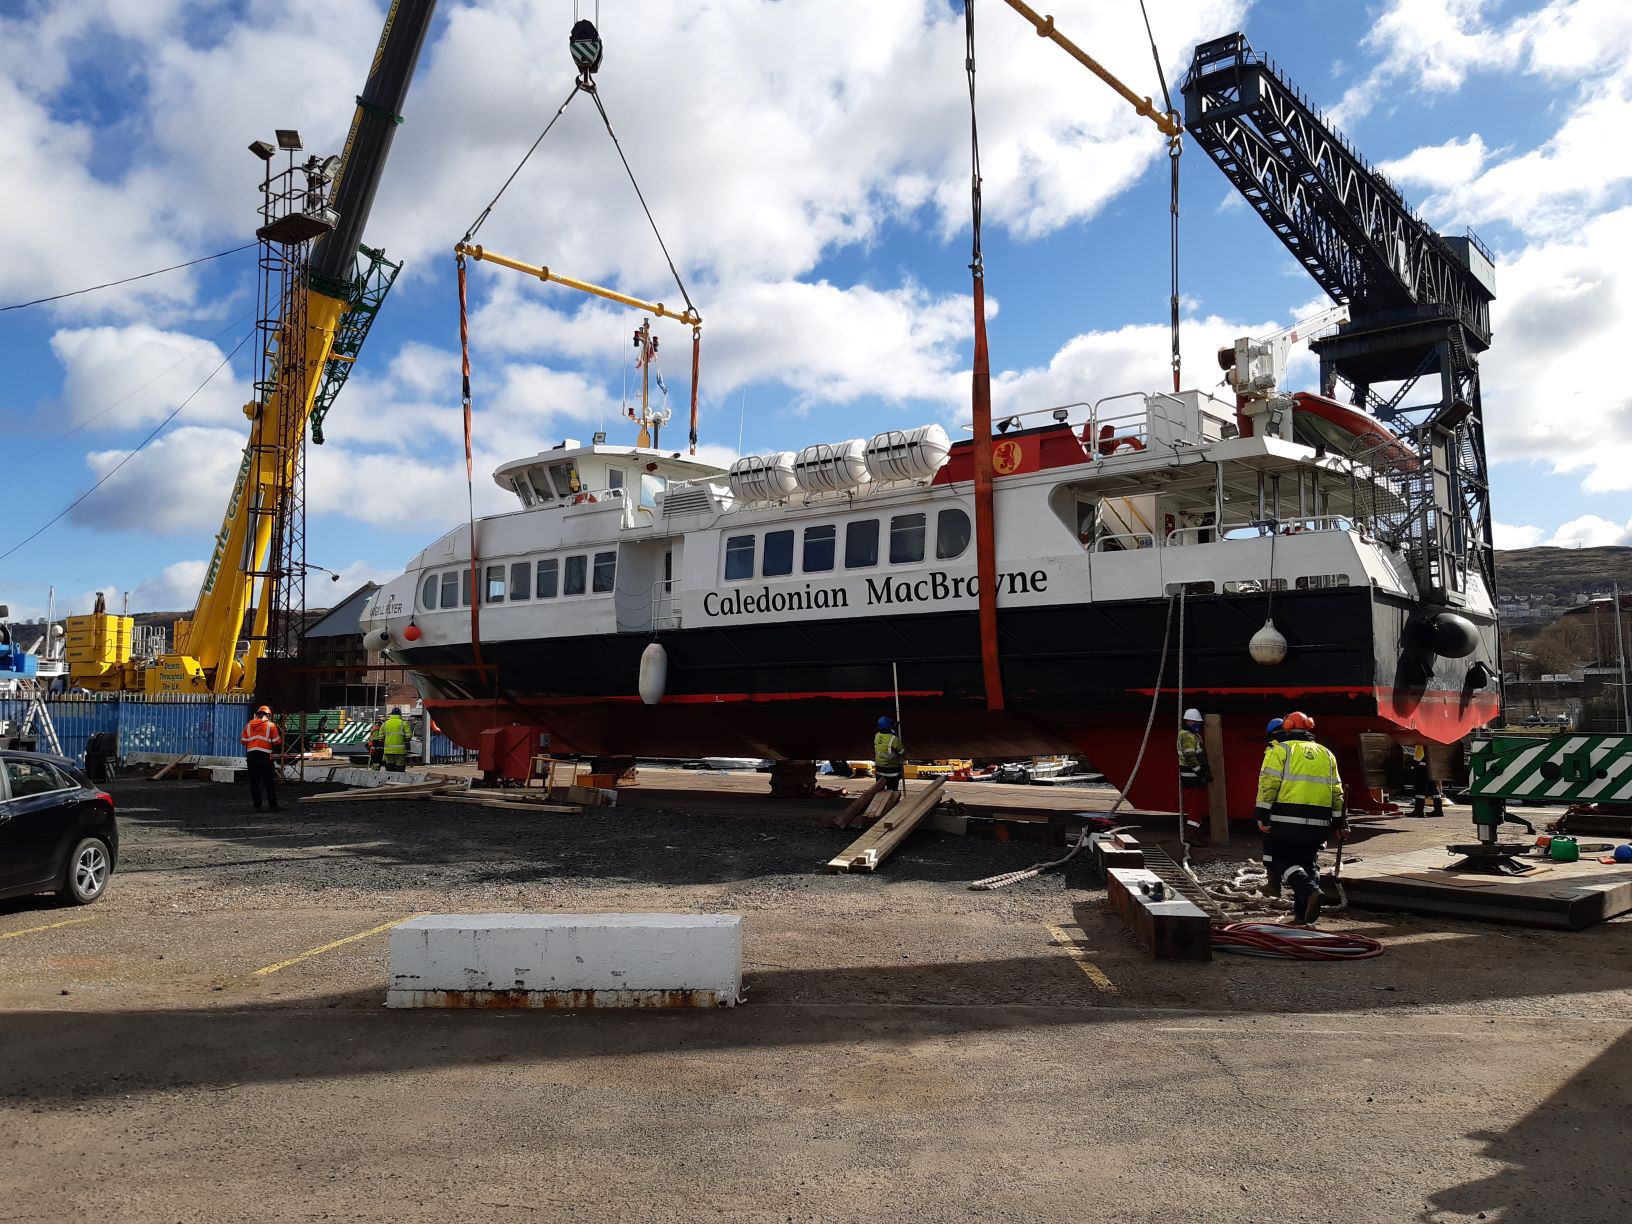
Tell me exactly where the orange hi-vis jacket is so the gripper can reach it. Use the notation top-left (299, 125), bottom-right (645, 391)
top-left (241, 717), bottom-right (283, 755)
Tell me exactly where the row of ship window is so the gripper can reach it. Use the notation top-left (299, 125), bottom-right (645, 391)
top-left (420, 551), bottom-right (617, 610)
top-left (723, 508), bottom-right (971, 581)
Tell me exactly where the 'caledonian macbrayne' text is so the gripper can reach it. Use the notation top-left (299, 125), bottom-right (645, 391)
top-left (702, 569), bottom-right (1049, 617)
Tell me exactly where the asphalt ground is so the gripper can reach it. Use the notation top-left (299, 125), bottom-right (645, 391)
top-left (2, 772), bottom-right (1629, 1222)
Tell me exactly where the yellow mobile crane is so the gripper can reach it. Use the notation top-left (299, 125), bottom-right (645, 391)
top-left (70, 1), bottom-right (438, 696)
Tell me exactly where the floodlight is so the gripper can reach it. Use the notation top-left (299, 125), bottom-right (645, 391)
top-left (1052, 407), bottom-right (1069, 423)
top-left (248, 140), bottom-right (276, 161)
top-left (592, 431), bottom-right (607, 445)
top-left (275, 129), bottom-right (303, 151)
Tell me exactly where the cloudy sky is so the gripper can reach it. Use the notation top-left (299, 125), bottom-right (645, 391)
top-left (3, 0), bottom-right (1631, 621)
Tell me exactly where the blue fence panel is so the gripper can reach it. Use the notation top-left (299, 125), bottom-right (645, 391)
top-left (0, 694), bottom-right (252, 763)
top-left (116, 697), bottom-right (252, 759)
top-left (0, 695), bottom-right (120, 763)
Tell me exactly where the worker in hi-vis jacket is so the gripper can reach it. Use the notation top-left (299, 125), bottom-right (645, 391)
top-left (240, 705), bottom-right (283, 812)
top-left (873, 716), bottom-right (904, 791)
top-left (1255, 711), bottom-right (1347, 925)
top-left (379, 707), bottom-right (413, 773)
top-left (1177, 708), bottom-right (1211, 844)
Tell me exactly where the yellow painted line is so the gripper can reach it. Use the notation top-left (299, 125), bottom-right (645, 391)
top-left (254, 913), bottom-right (426, 977)
top-left (0, 916), bottom-right (96, 941)
top-left (1046, 923), bottom-right (1118, 994)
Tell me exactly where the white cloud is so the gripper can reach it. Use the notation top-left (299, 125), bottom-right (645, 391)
top-left (49, 324), bottom-right (249, 428)
top-left (132, 559), bottom-right (207, 611)
top-left (1481, 207), bottom-right (1632, 489)
top-left (1378, 135), bottom-right (1489, 192)
top-left (1493, 522), bottom-right (1546, 549)
top-left (72, 425), bottom-right (247, 534)
top-left (1548, 513), bottom-right (1629, 548)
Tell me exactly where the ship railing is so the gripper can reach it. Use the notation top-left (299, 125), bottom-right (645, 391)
top-left (1090, 531), bottom-right (1156, 552)
top-left (965, 393), bottom-right (1170, 457)
top-left (1165, 515), bottom-right (1357, 547)
top-left (650, 586), bottom-right (681, 631)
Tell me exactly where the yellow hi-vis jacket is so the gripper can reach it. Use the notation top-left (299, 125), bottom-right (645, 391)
top-left (1256, 735), bottom-right (1344, 839)
top-left (874, 730), bottom-right (904, 774)
top-left (380, 715), bottom-right (412, 755)
top-left (1177, 728), bottom-right (1204, 769)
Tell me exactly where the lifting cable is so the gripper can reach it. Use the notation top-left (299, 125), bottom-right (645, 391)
top-left (1135, 0), bottom-right (1183, 394)
top-left (454, 15), bottom-right (700, 676)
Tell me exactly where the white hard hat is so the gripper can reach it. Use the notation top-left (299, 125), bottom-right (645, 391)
top-left (1183, 708), bottom-right (1202, 722)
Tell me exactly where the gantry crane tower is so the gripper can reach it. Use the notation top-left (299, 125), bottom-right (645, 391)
top-left (1181, 33), bottom-right (1498, 607)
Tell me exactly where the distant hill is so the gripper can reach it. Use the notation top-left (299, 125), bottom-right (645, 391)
top-left (1495, 546), bottom-right (1632, 601)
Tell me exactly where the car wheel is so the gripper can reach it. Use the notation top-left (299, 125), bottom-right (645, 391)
top-left (57, 837), bottom-right (112, 906)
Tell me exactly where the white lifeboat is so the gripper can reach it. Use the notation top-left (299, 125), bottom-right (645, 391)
top-left (793, 439), bottom-right (871, 494)
top-left (865, 425), bottom-right (951, 483)
top-left (727, 452), bottom-right (798, 502)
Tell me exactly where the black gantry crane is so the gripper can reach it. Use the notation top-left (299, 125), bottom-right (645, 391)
top-left (1181, 33), bottom-right (1498, 607)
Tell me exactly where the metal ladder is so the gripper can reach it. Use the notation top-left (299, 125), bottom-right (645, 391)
top-left (16, 694), bottom-right (63, 756)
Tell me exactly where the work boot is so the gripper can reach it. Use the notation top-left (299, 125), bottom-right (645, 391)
top-left (1410, 797), bottom-right (1426, 818)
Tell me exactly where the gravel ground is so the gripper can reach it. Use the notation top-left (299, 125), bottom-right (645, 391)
top-left (2, 774), bottom-right (1629, 1221)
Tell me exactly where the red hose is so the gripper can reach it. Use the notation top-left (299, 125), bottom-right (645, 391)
top-left (1211, 922), bottom-right (1384, 960)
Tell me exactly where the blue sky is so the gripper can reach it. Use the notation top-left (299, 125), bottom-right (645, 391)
top-left (3, 0), bottom-right (1631, 621)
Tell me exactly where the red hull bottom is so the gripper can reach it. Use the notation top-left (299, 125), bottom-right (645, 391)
top-left (428, 689), bottom-right (1496, 822)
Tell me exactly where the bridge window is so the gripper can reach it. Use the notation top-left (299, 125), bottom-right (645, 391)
top-left (564, 555), bottom-right (587, 596)
top-left (439, 572), bottom-right (457, 609)
top-left (725, 535), bottom-right (755, 580)
top-left (1296, 574), bottom-right (1350, 589)
top-left (593, 551), bottom-right (617, 593)
top-left (422, 574), bottom-right (438, 610)
top-left (763, 530), bottom-right (795, 577)
top-left (460, 569), bottom-right (472, 606)
top-left (1222, 578), bottom-right (1287, 594)
top-left (890, 512), bottom-right (926, 564)
top-left (536, 558), bottom-right (559, 598)
top-left (485, 565), bottom-right (506, 603)
top-left (510, 562), bottom-right (531, 601)
top-left (936, 508), bottom-right (971, 559)
top-left (802, 524), bottom-right (836, 573)
top-left (845, 519), bottom-right (879, 569)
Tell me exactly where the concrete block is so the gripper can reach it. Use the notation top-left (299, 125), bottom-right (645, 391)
top-left (387, 913), bottom-right (742, 1008)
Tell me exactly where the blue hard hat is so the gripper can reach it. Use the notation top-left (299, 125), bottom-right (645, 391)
top-left (1266, 717), bottom-right (1284, 736)
top-left (391, 707), bottom-right (402, 715)
top-left (878, 716), bottom-right (894, 730)
top-left (1615, 844), bottom-right (1632, 864)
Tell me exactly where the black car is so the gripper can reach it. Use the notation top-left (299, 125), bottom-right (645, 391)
top-left (0, 750), bottom-right (117, 905)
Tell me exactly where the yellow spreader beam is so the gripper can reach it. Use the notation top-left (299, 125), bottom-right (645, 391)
top-left (454, 242), bottom-right (702, 329)
top-left (1001, 0), bottom-right (1182, 139)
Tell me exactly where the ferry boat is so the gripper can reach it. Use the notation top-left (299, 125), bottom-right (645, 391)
top-left (359, 376), bottom-right (1500, 818)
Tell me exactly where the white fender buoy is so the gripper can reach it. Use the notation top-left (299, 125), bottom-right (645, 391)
top-left (362, 627), bottom-right (392, 650)
top-left (638, 641), bottom-right (669, 705)
top-left (1249, 619), bottom-right (1288, 666)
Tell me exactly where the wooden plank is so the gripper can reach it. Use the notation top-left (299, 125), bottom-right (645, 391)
top-left (430, 795), bottom-right (582, 813)
top-left (1203, 713), bottom-right (1229, 846)
top-left (152, 755), bottom-right (194, 780)
top-left (430, 794), bottom-right (580, 813)
top-left (834, 779), bottom-right (883, 829)
top-left (824, 780), bottom-right (945, 873)
top-left (297, 782), bottom-right (460, 805)
top-left (1105, 867), bottom-right (1212, 960)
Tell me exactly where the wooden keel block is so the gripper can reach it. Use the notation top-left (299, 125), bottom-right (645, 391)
top-left (1106, 867), bottom-right (1212, 960)
top-left (1090, 831), bottom-right (1145, 872)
